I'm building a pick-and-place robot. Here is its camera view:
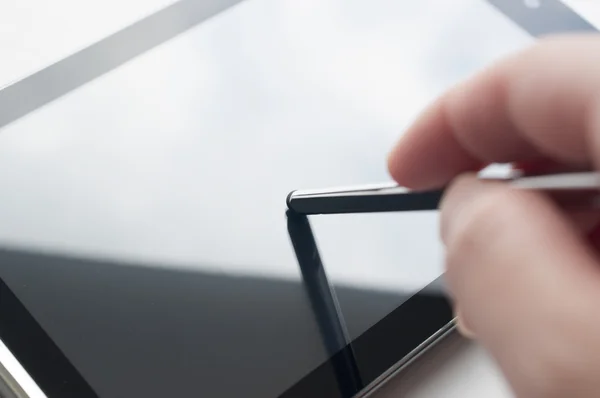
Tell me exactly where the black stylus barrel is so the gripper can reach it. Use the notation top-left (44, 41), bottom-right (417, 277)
top-left (287, 189), bottom-right (443, 215)
top-left (287, 172), bottom-right (600, 215)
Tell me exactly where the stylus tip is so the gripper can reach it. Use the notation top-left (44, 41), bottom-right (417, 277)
top-left (286, 191), bottom-right (296, 209)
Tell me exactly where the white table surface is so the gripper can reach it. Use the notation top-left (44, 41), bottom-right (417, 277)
top-left (0, 1), bottom-right (598, 398)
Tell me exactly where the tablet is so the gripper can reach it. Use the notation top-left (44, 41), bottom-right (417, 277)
top-left (0, 1), bottom-right (595, 397)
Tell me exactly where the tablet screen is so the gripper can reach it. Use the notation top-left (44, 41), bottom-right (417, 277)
top-left (0, 1), bottom-right (590, 397)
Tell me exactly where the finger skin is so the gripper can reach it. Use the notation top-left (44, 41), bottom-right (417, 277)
top-left (388, 33), bottom-right (600, 397)
top-left (442, 176), bottom-right (600, 398)
top-left (388, 34), bottom-right (600, 190)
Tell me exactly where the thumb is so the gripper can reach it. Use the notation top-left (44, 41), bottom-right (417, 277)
top-left (441, 175), bottom-right (600, 398)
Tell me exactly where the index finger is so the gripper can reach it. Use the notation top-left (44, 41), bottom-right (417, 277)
top-left (388, 34), bottom-right (600, 190)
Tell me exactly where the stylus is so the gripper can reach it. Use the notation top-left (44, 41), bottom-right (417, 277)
top-left (287, 171), bottom-right (600, 215)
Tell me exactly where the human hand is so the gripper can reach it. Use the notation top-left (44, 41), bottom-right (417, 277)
top-left (387, 34), bottom-right (600, 398)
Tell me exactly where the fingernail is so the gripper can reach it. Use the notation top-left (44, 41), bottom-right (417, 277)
top-left (455, 308), bottom-right (476, 339)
